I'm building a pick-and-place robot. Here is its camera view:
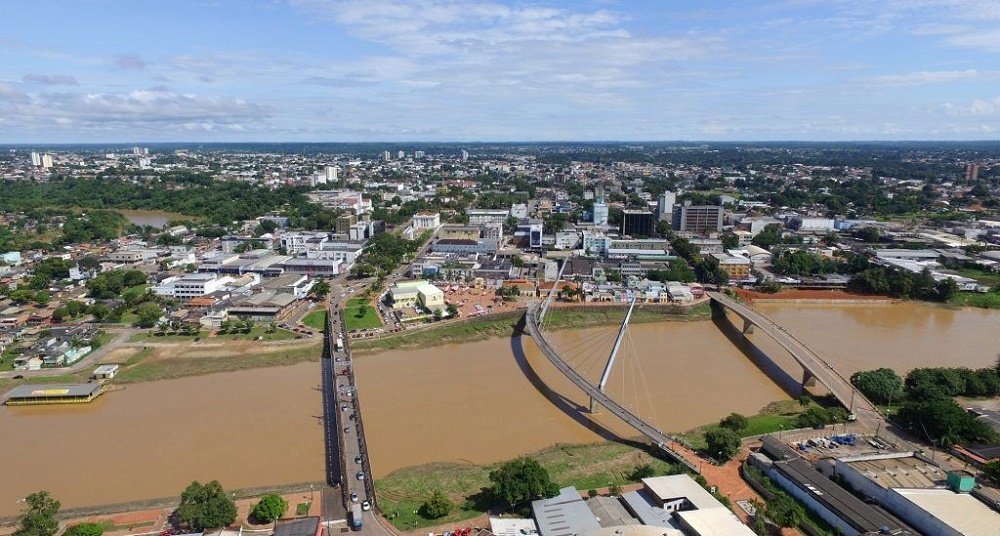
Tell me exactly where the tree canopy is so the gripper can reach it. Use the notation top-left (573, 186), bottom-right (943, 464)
top-left (13, 491), bottom-right (61, 536)
top-left (850, 368), bottom-right (904, 405)
top-left (250, 494), bottom-right (287, 524)
top-left (704, 427), bottom-right (741, 461)
top-left (488, 457), bottom-right (559, 507)
top-left (176, 481), bottom-right (237, 531)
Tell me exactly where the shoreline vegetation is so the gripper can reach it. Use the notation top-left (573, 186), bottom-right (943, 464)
top-left (351, 302), bottom-right (712, 354)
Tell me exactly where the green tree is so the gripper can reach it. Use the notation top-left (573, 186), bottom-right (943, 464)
top-left (64, 523), bottom-right (103, 536)
top-left (984, 460), bottom-right (1000, 483)
top-left (705, 427), bottom-right (741, 461)
top-left (850, 368), bottom-right (904, 405)
top-left (419, 490), bottom-right (453, 519)
top-left (136, 302), bottom-right (163, 328)
top-left (719, 413), bottom-right (749, 433)
top-left (250, 494), bottom-right (287, 524)
top-left (765, 494), bottom-right (804, 528)
top-left (13, 491), bottom-right (61, 536)
top-left (796, 407), bottom-right (831, 429)
top-left (488, 457), bottom-right (559, 507)
top-left (720, 231), bottom-right (740, 250)
top-left (33, 291), bottom-right (50, 306)
top-left (311, 280), bottom-right (331, 299)
top-left (446, 303), bottom-right (459, 317)
top-left (629, 464), bottom-right (656, 480)
top-left (176, 480), bottom-right (237, 531)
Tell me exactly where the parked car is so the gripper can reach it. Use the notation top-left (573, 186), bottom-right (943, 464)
top-left (351, 492), bottom-right (358, 502)
top-left (356, 472), bottom-right (365, 481)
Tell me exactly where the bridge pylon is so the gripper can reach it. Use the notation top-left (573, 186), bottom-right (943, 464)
top-left (590, 297), bottom-right (636, 414)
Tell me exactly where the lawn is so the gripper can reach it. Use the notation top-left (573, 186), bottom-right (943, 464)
top-left (130, 331), bottom-right (205, 343)
top-left (376, 441), bottom-right (683, 531)
top-left (343, 298), bottom-right (383, 331)
top-left (110, 342), bottom-right (321, 384)
top-left (129, 326), bottom-right (298, 342)
top-left (950, 291), bottom-right (1000, 309)
top-left (678, 400), bottom-right (804, 450)
top-left (302, 310), bottom-right (327, 331)
top-left (295, 502), bottom-right (311, 516)
top-left (945, 267), bottom-right (1000, 288)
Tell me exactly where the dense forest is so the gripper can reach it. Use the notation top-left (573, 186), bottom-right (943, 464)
top-left (0, 176), bottom-right (341, 229)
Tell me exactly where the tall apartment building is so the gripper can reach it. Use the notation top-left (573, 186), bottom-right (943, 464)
top-left (30, 152), bottom-right (41, 166)
top-left (672, 203), bottom-right (723, 234)
top-left (592, 196), bottom-right (609, 225)
top-left (622, 210), bottom-right (655, 237)
top-left (657, 191), bottom-right (676, 221)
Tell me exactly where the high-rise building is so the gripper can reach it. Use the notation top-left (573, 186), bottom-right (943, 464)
top-left (592, 193), bottom-right (609, 225)
top-left (673, 203), bottom-right (723, 234)
top-left (414, 150), bottom-right (425, 159)
top-left (30, 152), bottom-right (41, 167)
top-left (397, 150), bottom-right (405, 159)
top-left (325, 166), bottom-right (338, 182)
top-left (41, 154), bottom-right (53, 168)
top-left (657, 191), bottom-right (676, 221)
top-left (965, 163), bottom-right (980, 181)
top-left (622, 210), bottom-right (655, 237)
top-left (461, 150), bottom-right (469, 161)
top-left (382, 150), bottom-right (392, 161)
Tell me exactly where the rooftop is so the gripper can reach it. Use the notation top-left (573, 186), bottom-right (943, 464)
top-left (845, 455), bottom-right (946, 489)
top-left (272, 517), bottom-right (320, 536)
top-left (674, 508), bottom-right (756, 536)
top-left (532, 487), bottom-right (601, 536)
top-left (5, 383), bottom-right (101, 399)
top-left (893, 488), bottom-right (1000, 536)
top-left (642, 475), bottom-right (719, 511)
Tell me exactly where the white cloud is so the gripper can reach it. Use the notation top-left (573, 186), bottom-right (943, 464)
top-left (943, 96), bottom-right (1000, 116)
top-left (867, 69), bottom-right (984, 86)
top-left (22, 74), bottom-right (79, 86)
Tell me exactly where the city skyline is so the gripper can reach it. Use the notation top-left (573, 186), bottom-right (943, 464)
top-left (2, 0), bottom-right (1000, 143)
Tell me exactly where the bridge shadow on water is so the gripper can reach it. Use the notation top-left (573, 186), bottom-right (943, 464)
top-left (320, 318), bottom-right (342, 487)
top-left (711, 308), bottom-right (804, 399)
top-left (509, 314), bottom-right (651, 452)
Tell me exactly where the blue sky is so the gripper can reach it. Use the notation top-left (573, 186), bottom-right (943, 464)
top-left (1, 0), bottom-right (999, 142)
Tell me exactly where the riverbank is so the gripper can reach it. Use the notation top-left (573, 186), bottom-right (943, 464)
top-left (352, 301), bottom-right (711, 354)
top-left (0, 339), bottom-right (323, 393)
top-left (375, 440), bottom-right (684, 531)
top-left (734, 288), bottom-right (897, 304)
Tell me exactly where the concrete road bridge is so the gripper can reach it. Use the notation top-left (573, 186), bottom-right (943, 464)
top-left (705, 291), bottom-right (877, 417)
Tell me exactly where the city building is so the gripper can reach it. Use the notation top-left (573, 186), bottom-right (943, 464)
top-left (657, 191), bottom-right (676, 221)
top-left (710, 253), bottom-right (752, 281)
top-left (592, 196), bottom-right (609, 225)
top-left (623, 210), bottom-right (655, 237)
top-left (468, 209), bottom-right (509, 226)
top-left (152, 273), bottom-right (233, 299)
top-left (672, 204), bottom-right (723, 234)
top-left (411, 212), bottom-right (441, 231)
top-left (389, 280), bottom-right (444, 311)
top-left (790, 217), bottom-right (835, 233)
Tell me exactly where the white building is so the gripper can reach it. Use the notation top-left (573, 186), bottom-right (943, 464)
top-left (152, 273), bottom-right (233, 299)
top-left (510, 204), bottom-right (529, 219)
top-left (657, 191), bottom-right (676, 221)
top-left (30, 152), bottom-right (42, 166)
top-left (412, 212), bottom-right (441, 231)
top-left (325, 165), bottom-right (338, 182)
top-left (593, 201), bottom-right (609, 226)
top-left (468, 209), bottom-right (509, 226)
top-left (41, 153), bottom-right (53, 168)
top-left (791, 217), bottom-right (835, 233)
top-left (583, 232), bottom-right (612, 256)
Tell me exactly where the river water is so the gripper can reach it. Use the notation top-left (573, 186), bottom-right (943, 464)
top-left (0, 362), bottom-right (324, 516)
top-left (1, 303), bottom-right (997, 515)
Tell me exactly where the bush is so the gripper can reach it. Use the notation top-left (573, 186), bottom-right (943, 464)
top-left (64, 524), bottom-right (103, 536)
top-left (719, 413), bottom-right (749, 433)
top-left (705, 427), bottom-right (741, 461)
top-left (796, 407), bottom-right (830, 429)
top-left (250, 494), bottom-right (287, 524)
top-left (419, 490), bottom-right (453, 519)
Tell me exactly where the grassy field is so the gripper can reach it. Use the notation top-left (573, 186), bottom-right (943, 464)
top-left (352, 303), bottom-right (711, 353)
top-left (344, 298), bottom-right (383, 331)
top-left (678, 400), bottom-right (804, 450)
top-left (302, 310), bottom-right (327, 331)
top-left (950, 291), bottom-right (1000, 309)
top-left (376, 441), bottom-right (683, 531)
top-left (0, 368), bottom-right (96, 392)
top-left (130, 326), bottom-right (299, 343)
top-left (111, 343), bottom-right (321, 383)
top-left (945, 267), bottom-right (1000, 288)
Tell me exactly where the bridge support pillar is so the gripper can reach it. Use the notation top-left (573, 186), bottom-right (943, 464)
top-left (589, 396), bottom-right (599, 414)
top-left (742, 318), bottom-right (755, 335)
top-left (801, 370), bottom-right (817, 390)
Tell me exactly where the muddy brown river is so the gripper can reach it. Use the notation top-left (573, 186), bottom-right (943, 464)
top-left (1, 302), bottom-right (997, 515)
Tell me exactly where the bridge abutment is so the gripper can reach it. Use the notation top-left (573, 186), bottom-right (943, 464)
top-left (742, 318), bottom-right (755, 335)
top-left (801, 369), bottom-right (817, 390)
